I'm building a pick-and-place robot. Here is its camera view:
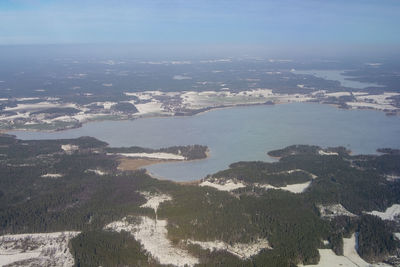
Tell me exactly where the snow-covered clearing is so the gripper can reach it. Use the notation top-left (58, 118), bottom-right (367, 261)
top-left (4, 102), bottom-right (77, 112)
top-left (41, 173), bottom-right (63, 178)
top-left (61, 144), bottom-right (79, 153)
top-left (0, 231), bottom-right (80, 267)
top-left (318, 150), bottom-right (339, 156)
top-left (256, 181), bottom-right (312, 194)
top-left (86, 169), bottom-right (107, 176)
top-left (94, 101), bottom-right (117, 109)
top-left (366, 204), bottom-right (400, 221)
top-left (199, 179), bottom-right (246, 192)
top-left (187, 238), bottom-right (271, 259)
top-left (394, 233), bottom-right (400, 240)
top-left (325, 92), bottom-right (352, 97)
top-left (105, 216), bottom-right (199, 267)
top-left (200, 171), bottom-right (317, 194)
top-left (299, 234), bottom-right (386, 267)
top-left (135, 100), bottom-right (165, 115)
top-left (346, 92), bottom-right (400, 111)
top-left (15, 97), bottom-right (40, 101)
top-left (317, 204), bottom-right (356, 219)
top-left (139, 191), bottom-right (172, 215)
top-left (110, 152), bottom-right (185, 160)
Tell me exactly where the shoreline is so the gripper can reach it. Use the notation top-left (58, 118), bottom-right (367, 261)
top-left (118, 149), bottom-right (211, 182)
top-left (4, 99), bottom-right (398, 135)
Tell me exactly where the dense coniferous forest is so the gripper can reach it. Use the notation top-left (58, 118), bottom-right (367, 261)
top-left (1, 134), bottom-right (400, 266)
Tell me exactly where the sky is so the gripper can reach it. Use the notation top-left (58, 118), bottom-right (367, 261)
top-left (0, 0), bottom-right (399, 48)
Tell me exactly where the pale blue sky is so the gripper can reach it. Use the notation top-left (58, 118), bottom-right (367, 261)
top-left (0, 0), bottom-right (399, 46)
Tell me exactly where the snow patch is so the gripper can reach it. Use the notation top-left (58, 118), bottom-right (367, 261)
top-left (318, 204), bottom-right (356, 219)
top-left (199, 179), bottom-right (246, 192)
top-left (135, 101), bottom-right (165, 115)
top-left (325, 92), bottom-right (352, 98)
top-left (139, 191), bottom-right (172, 215)
top-left (61, 144), bottom-right (79, 153)
top-left (187, 238), bottom-right (271, 259)
top-left (41, 173), bottom-right (63, 178)
top-left (318, 150), bottom-right (339, 156)
top-left (95, 101), bottom-right (117, 109)
top-left (0, 231), bottom-right (80, 267)
top-left (4, 102), bottom-right (77, 112)
top-left (366, 204), bottom-right (400, 221)
top-left (256, 181), bottom-right (312, 194)
top-left (105, 216), bottom-right (199, 267)
top-left (110, 152), bottom-right (185, 160)
top-left (299, 234), bottom-right (378, 267)
top-left (86, 169), bottom-right (107, 176)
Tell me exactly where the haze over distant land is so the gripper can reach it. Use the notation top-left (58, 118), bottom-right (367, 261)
top-left (0, 0), bottom-right (399, 58)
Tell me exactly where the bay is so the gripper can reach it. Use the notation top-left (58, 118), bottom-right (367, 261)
top-left (10, 103), bottom-right (400, 181)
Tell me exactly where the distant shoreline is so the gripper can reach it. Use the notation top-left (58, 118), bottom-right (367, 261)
top-left (4, 98), bottom-right (398, 135)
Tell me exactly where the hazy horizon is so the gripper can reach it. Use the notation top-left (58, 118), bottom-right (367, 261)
top-left (1, 0), bottom-right (399, 49)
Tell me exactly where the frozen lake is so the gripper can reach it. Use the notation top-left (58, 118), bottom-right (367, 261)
top-left (10, 103), bottom-right (400, 181)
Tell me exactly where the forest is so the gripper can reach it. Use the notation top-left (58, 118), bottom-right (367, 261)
top-left (1, 134), bottom-right (400, 266)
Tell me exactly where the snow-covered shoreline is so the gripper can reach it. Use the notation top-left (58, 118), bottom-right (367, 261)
top-left (1, 89), bottom-right (399, 133)
top-left (109, 152), bottom-right (186, 160)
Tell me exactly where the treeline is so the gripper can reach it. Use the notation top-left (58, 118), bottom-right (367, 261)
top-left (70, 231), bottom-right (158, 267)
top-left (212, 160), bottom-right (315, 186)
top-left (267, 144), bottom-right (350, 158)
top-left (357, 215), bottom-right (397, 262)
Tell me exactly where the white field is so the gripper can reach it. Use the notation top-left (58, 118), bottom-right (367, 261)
top-left (0, 231), bottom-right (80, 267)
top-left (199, 179), bottom-right (246, 191)
top-left (15, 97), bottom-right (40, 101)
top-left (187, 238), bottom-right (271, 259)
top-left (135, 101), bottom-right (165, 115)
top-left (61, 144), bottom-right (79, 153)
top-left (347, 92), bottom-right (400, 111)
top-left (318, 204), bottom-right (356, 219)
top-left (256, 181), bottom-right (312, 194)
top-left (318, 150), bottom-right (339, 156)
top-left (4, 102), bottom-right (77, 112)
top-left (110, 152), bottom-right (185, 160)
top-left (366, 204), bottom-right (400, 221)
top-left (86, 169), bottom-right (107, 176)
top-left (94, 101), bottom-right (117, 109)
top-left (181, 89), bottom-right (285, 109)
top-left (41, 173), bottom-right (63, 178)
top-left (325, 92), bottom-right (352, 97)
top-left (105, 216), bottom-right (199, 267)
